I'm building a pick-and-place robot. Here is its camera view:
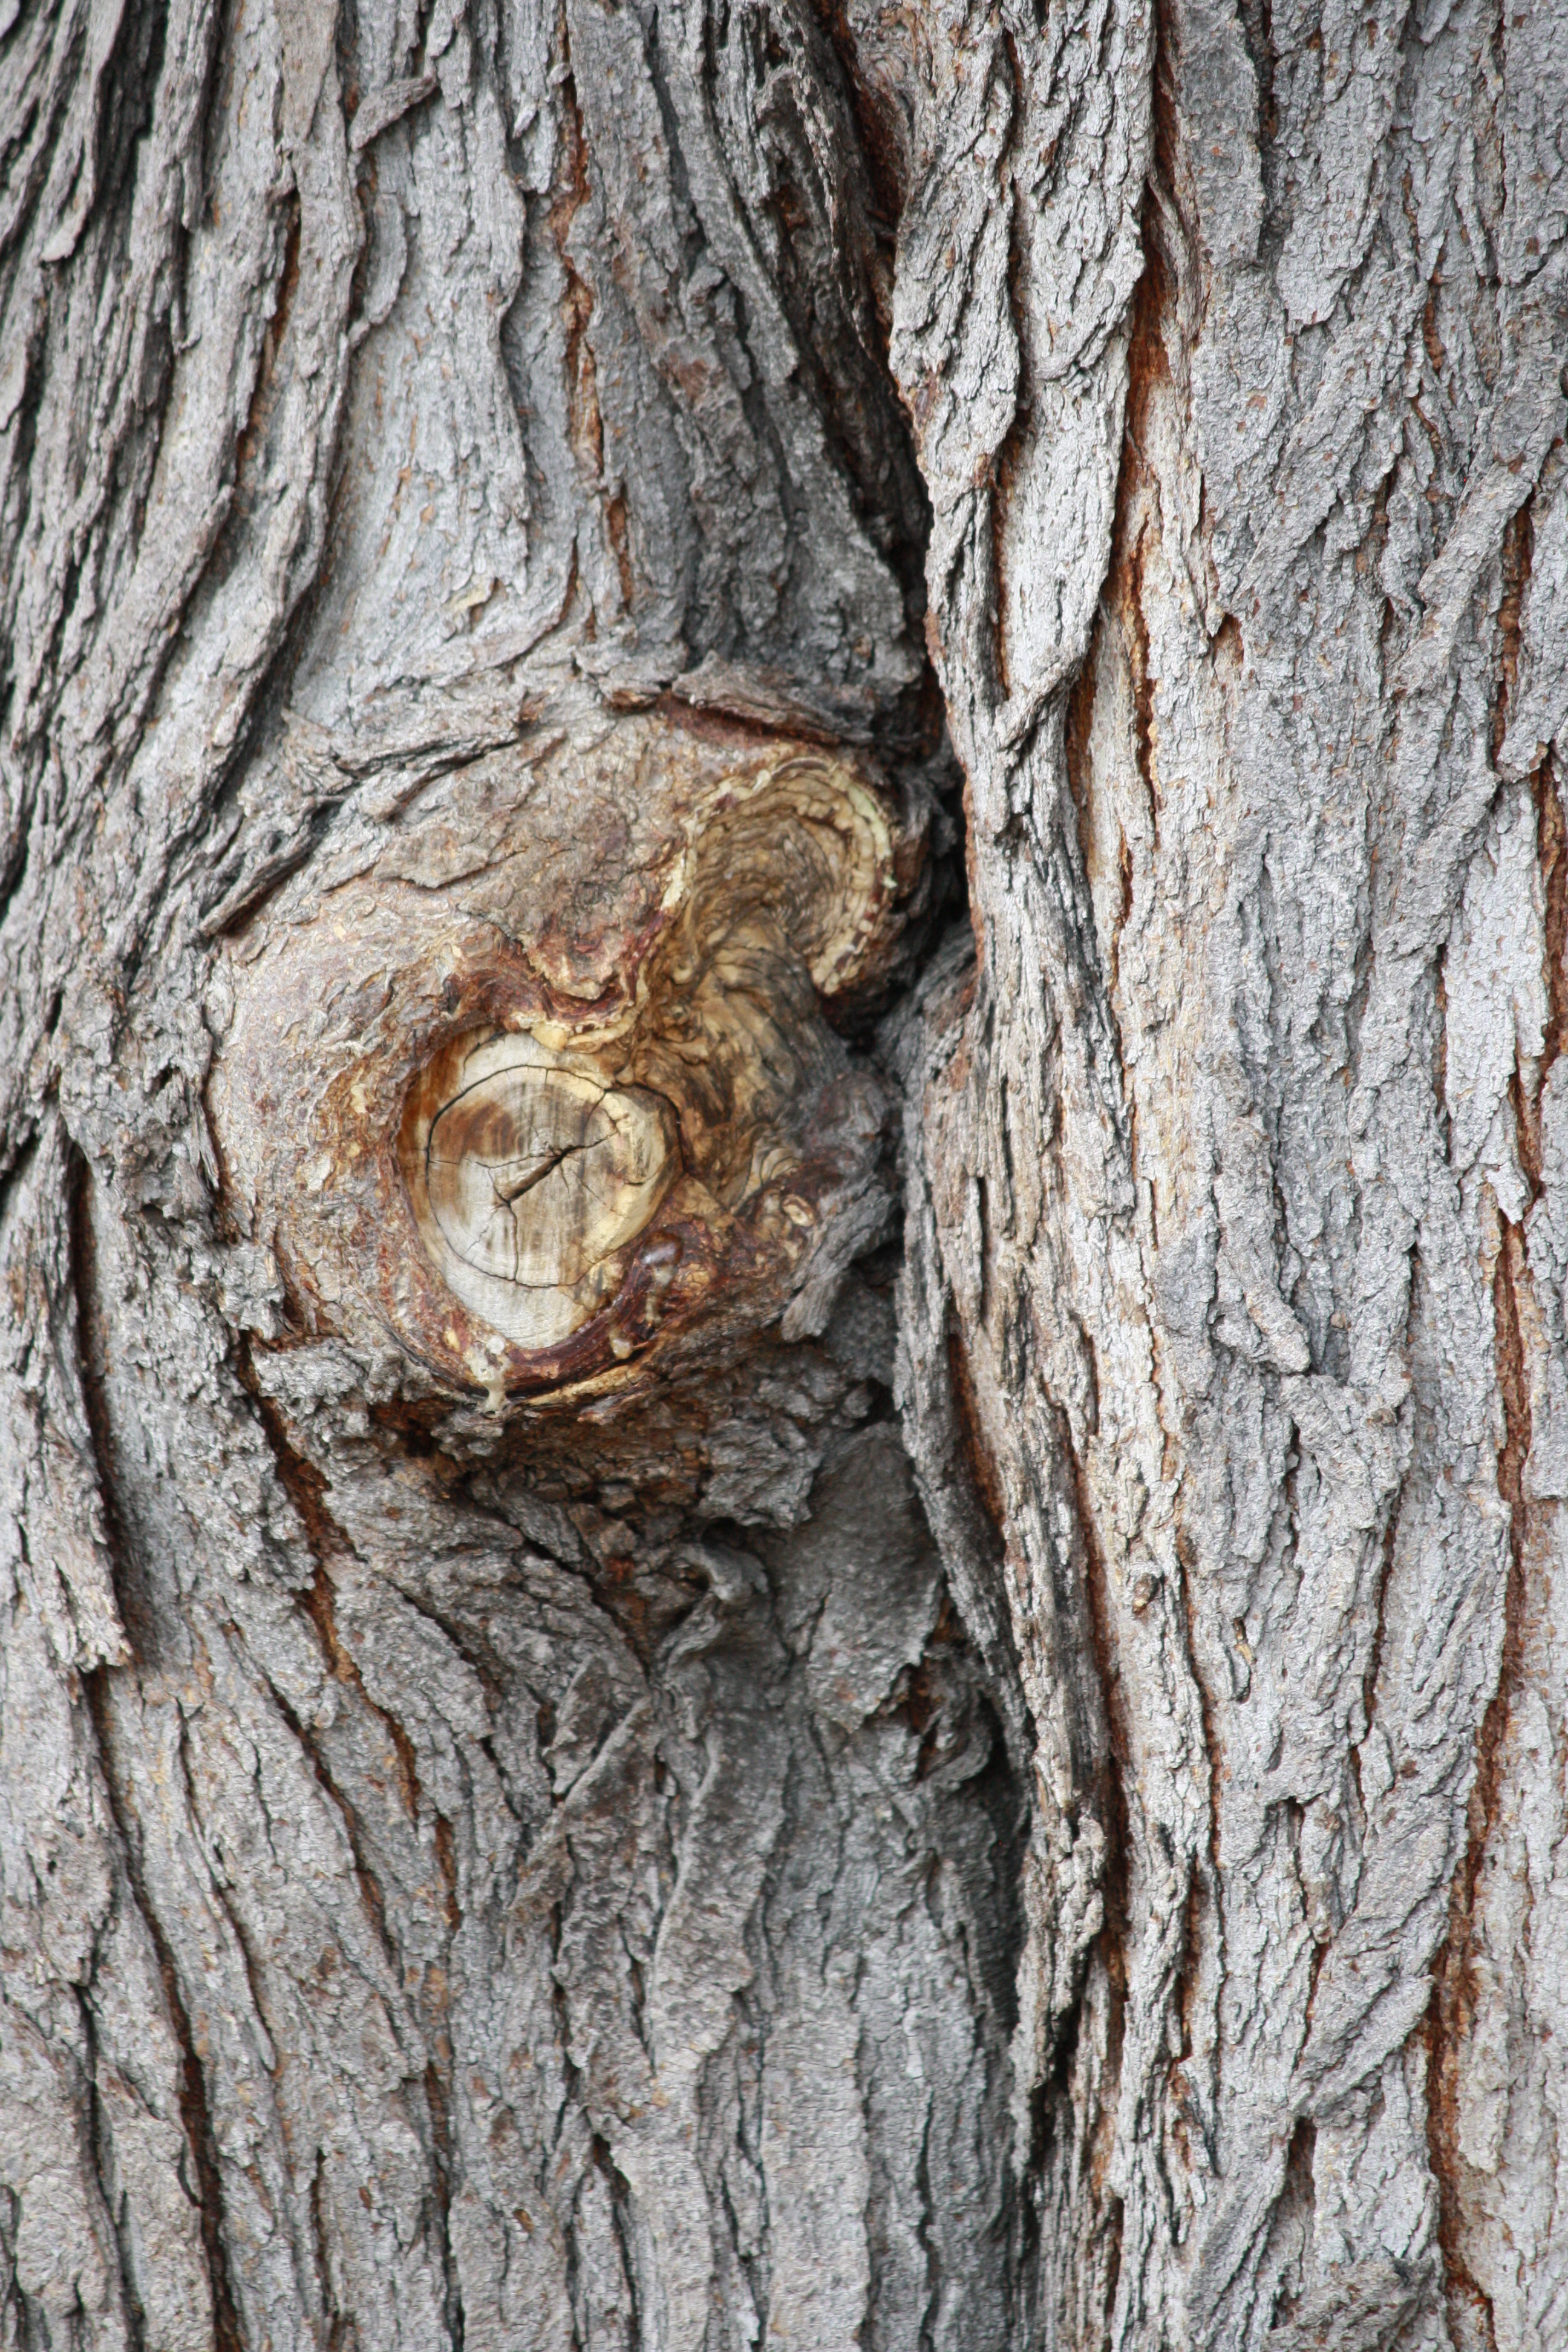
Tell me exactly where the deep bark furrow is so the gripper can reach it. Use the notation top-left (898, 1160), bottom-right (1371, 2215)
top-left (83, 1674), bottom-right (245, 2352)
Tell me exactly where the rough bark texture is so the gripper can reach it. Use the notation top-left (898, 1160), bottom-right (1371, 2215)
top-left (2, 0), bottom-right (1566, 2345)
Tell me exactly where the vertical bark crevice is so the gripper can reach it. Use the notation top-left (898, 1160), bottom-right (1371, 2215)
top-left (67, 1150), bottom-right (151, 1661)
top-left (1425, 1217), bottom-right (1532, 2351)
top-left (422, 2056), bottom-right (465, 2352)
top-left (232, 1354), bottom-right (454, 2019)
top-left (82, 1672), bottom-right (247, 2352)
top-left (1517, 753), bottom-right (1568, 1194)
top-left (73, 1974), bottom-right (148, 2352)
top-left (1059, 1400), bottom-right (1132, 1987)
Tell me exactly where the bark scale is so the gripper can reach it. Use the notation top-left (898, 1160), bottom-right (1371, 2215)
top-left (1, 0), bottom-right (1564, 2346)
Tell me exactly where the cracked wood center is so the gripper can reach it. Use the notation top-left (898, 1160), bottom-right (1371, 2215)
top-left (402, 1033), bottom-right (678, 1349)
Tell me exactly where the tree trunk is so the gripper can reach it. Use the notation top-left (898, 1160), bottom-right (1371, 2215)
top-left (2, 0), bottom-right (1565, 2344)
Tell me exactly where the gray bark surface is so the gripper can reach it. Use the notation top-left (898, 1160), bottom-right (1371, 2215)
top-left (1, 0), bottom-right (1564, 2345)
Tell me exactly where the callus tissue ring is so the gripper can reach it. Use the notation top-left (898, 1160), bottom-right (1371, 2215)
top-left (206, 705), bottom-right (924, 1410)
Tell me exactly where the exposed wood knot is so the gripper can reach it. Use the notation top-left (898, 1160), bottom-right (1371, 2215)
top-left (208, 709), bottom-right (924, 1407)
top-left (404, 1033), bottom-right (678, 1348)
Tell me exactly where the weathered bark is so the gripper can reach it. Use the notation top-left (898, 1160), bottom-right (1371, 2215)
top-left (2, 0), bottom-right (1565, 2345)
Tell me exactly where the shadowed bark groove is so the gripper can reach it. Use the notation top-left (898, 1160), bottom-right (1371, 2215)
top-left (83, 1668), bottom-right (247, 2352)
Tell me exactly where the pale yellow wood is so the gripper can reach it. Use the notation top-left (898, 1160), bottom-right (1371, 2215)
top-left (402, 1031), bottom-right (676, 1348)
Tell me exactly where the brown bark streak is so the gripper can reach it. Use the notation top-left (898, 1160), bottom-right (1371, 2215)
top-left (1426, 1224), bottom-right (1532, 2350)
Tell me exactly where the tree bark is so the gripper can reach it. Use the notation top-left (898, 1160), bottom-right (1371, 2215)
top-left (2, 0), bottom-right (1565, 2345)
